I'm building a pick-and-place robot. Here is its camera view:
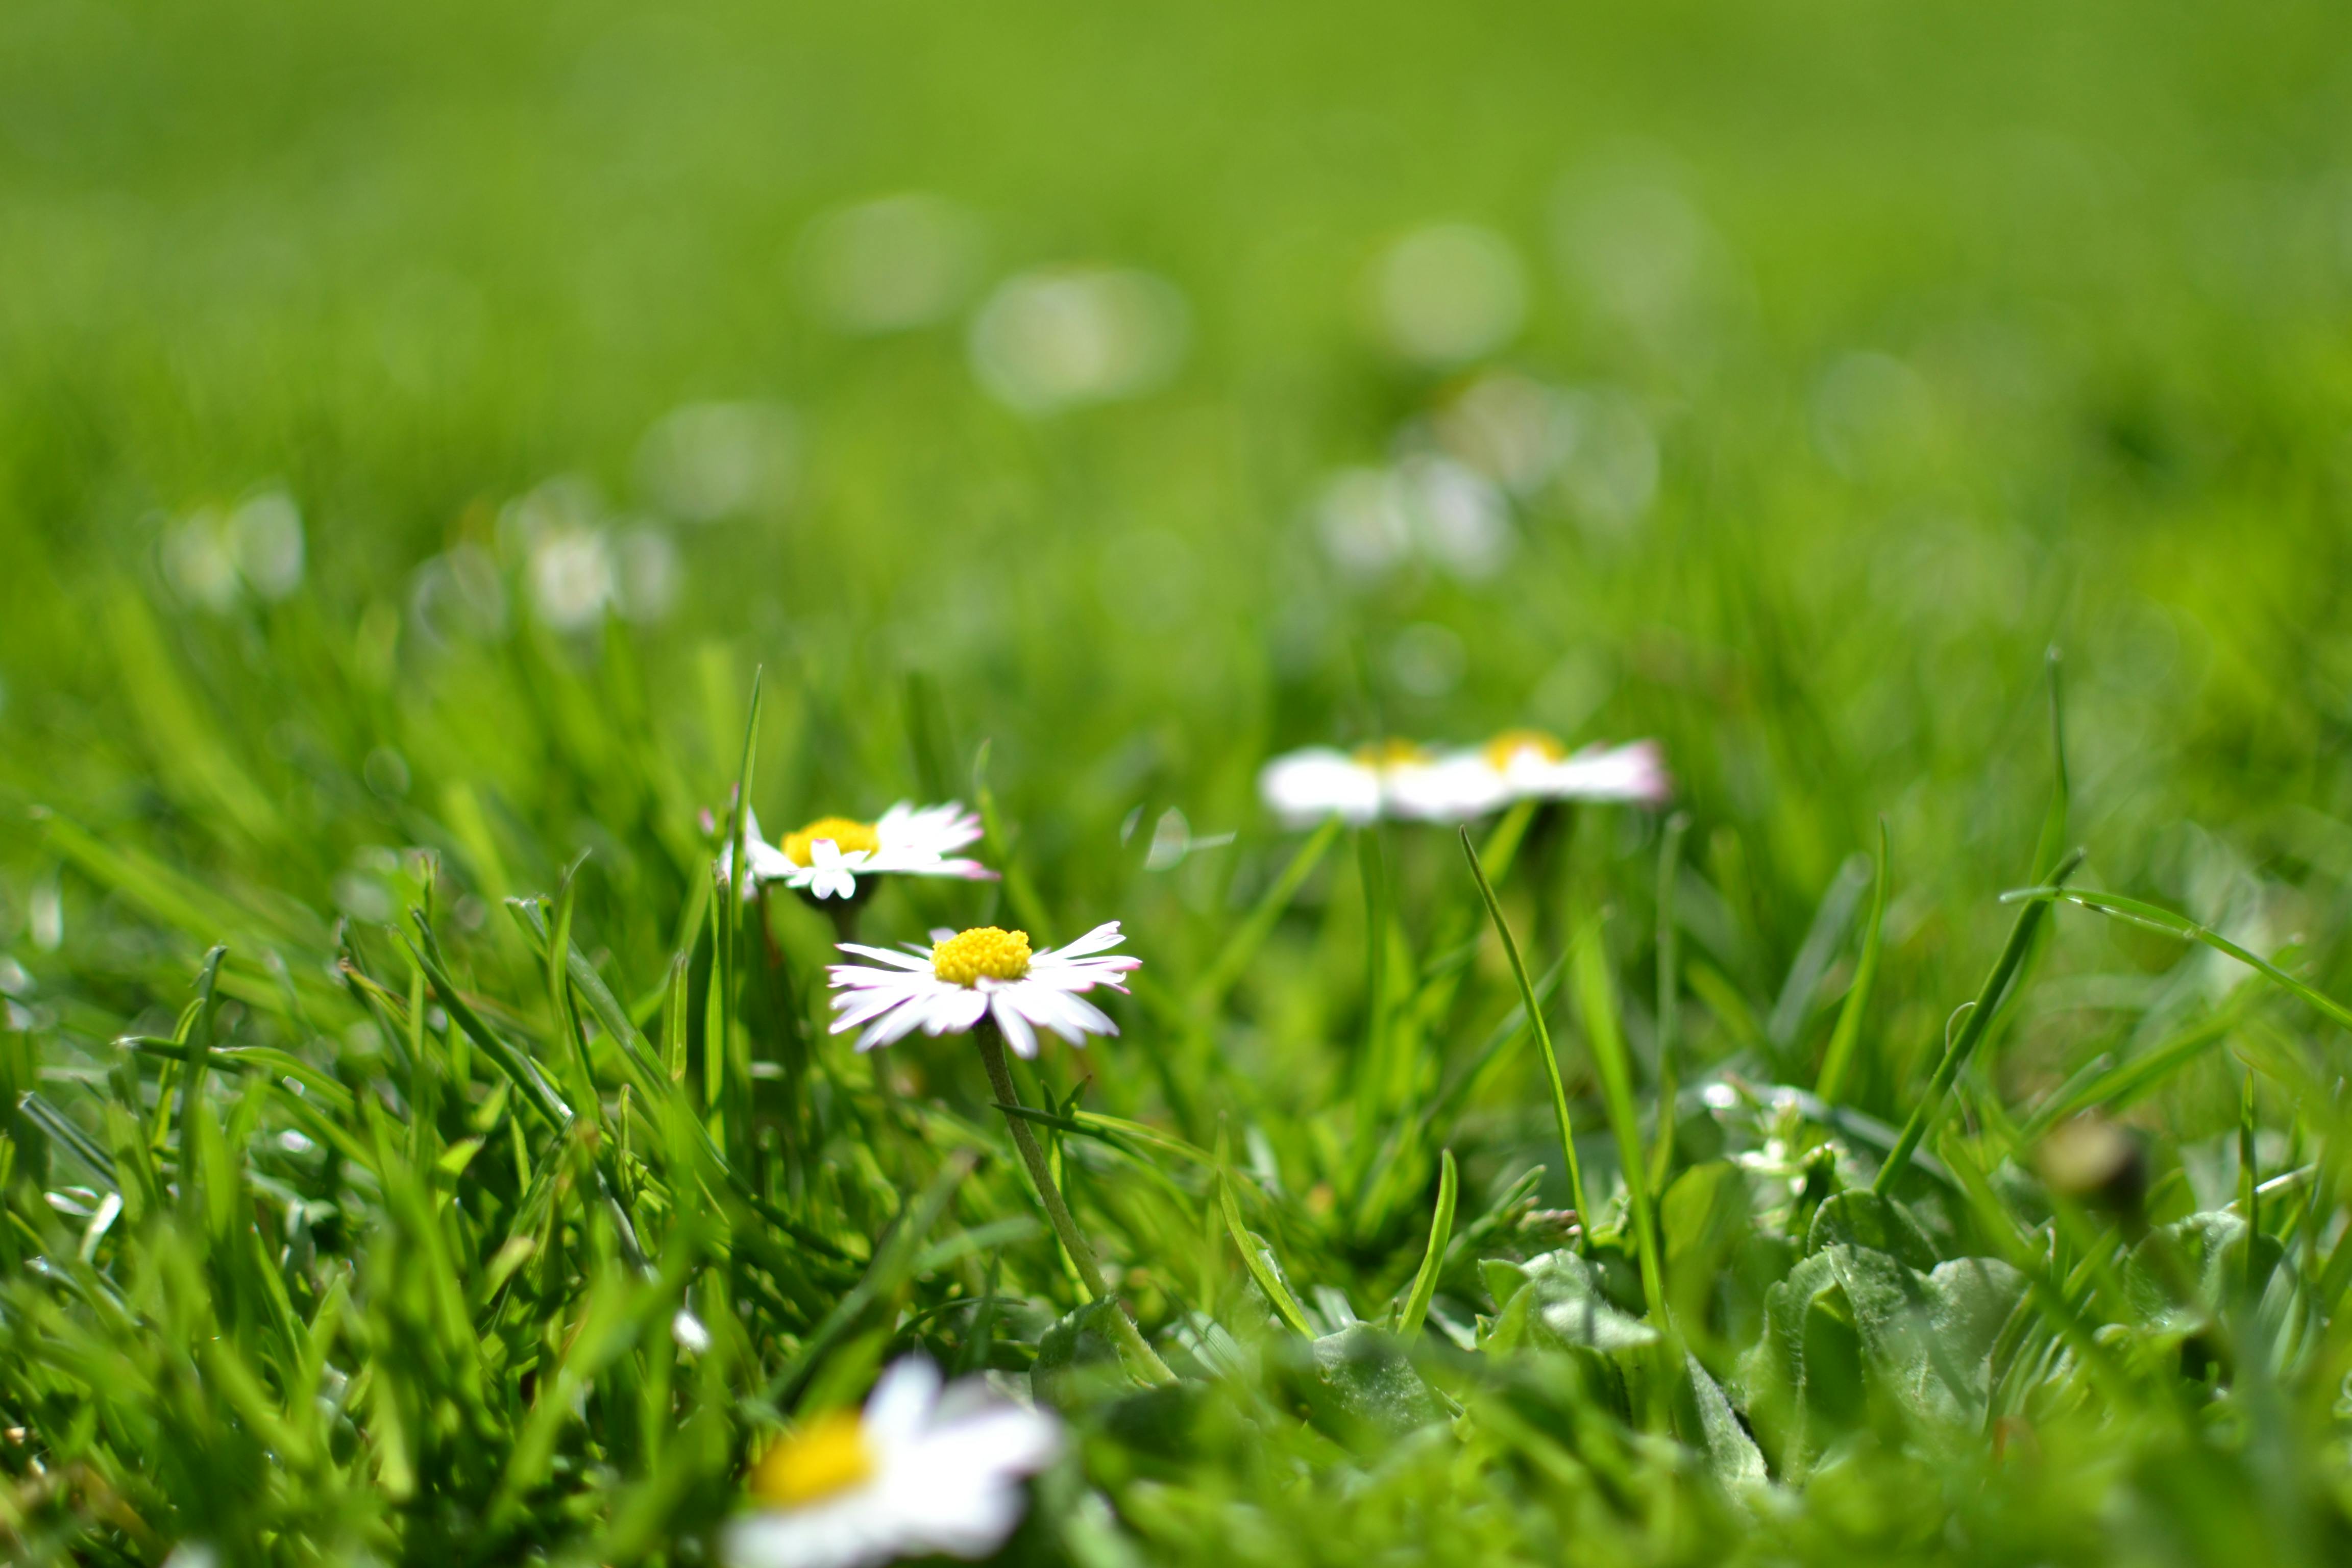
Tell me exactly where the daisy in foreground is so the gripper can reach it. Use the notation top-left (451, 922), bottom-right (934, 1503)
top-left (825, 922), bottom-right (1176, 1385)
top-left (1259, 730), bottom-right (1669, 827)
top-left (724, 1357), bottom-right (1060, 1568)
top-left (728, 802), bottom-right (997, 902)
top-left (827, 921), bottom-right (1139, 1058)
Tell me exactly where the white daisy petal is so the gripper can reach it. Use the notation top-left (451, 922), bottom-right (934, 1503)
top-left (1258, 748), bottom-right (1382, 827)
top-left (1040, 920), bottom-right (1125, 960)
top-left (991, 998), bottom-right (1040, 1058)
top-left (834, 943), bottom-right (934, 971)
top-left (863, 1356), bottom-right (942, 1446)
top-left (727, 1359), bottom-right (1058, 1568)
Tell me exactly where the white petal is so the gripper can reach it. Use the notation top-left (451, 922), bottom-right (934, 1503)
top-left (864, 1357), bottom-right (943, 1446)
top-left (925, 988), bottom-right (990, 1036)
top-left (1387, 754), bottom-right (1507, 822)
top-left (913, 1404), bottom-right (1062, 1479)
top-left (835, 943), bottom-right (934, 972)
top-left (992, 999), bottom-right (1040, 1058)
top-left (1257, 749), bottom-right (1382, 827)
top-left (1038, 920), bottom-right (1124, 961)
top-left (722, 1495), bottom-right (901, 1568)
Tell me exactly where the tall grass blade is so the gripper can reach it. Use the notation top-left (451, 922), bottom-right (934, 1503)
top-left (1396, 1148), bottom-right (1457, 1339)
top-left (1459, 827), bottom-right (1591, 1244)
top-left (1816, 818), bottom-right (1890, 1106)
top-left (1874, 849), bottom-right (2082, 1195)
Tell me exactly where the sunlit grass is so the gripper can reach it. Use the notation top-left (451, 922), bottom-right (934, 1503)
top-left (9, 2), bottom-right (2352, 1564)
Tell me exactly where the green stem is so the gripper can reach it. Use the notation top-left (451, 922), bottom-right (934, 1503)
top-left (974, 1023), bottom-right (1177, 1385)
top-left (1873, 849), bottom-right (2082, 1196)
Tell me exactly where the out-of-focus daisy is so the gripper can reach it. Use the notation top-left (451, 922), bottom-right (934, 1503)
top-left (723, 1357), bottom-right (1060, 1568)
top-left (1260, 732), bottom-right (1669, 827)
top-left (1257, 741), bottom-right (1461, 828)
top-left (1436, 730), bottom-right (1672, 815)
top-left (827, 922), bottom-right (1138, 1058)
top-left (726, 803), bottom-right (996, 902)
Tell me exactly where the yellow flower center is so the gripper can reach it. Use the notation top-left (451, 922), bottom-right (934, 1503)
top-left (782, 816), bottom-right (880, 867)
top-left (932, 926), bottom-right (1033, 986)
top-left (1350, 739), bottom-right (1429, 772)
top-left (749, 1408), bottom-right (876, 1508)
top-left (1482, 729), bottom-right (1566, 769)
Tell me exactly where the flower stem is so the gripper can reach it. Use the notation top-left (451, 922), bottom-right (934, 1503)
top-left (973, 1023), bottom-right (1176, 1386)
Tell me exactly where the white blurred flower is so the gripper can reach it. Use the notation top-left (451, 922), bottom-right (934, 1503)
top-left (528, 528), bottom-right (616, 632)
top-left (726, 803), bottom-right (996, 903)
top-left (1314, 467), bottom-right (1414, 578)
top-left (227, 492), bottom-right (305, 599)
top-left (968, 266), bottom-right (1189, 414)
top-left (161, 509), bottom-right (241, 612)
top-left (799, 194), bottom-right (984, 333)
top-left (1399, 454), bottom-right (1511, 579)
top-left (1312, 458), bottom-right (1511, 582)
top-left (1433, 373), bottom-right (1577, 496)
top-left (1257, 742), bottom-right (1461, 827)
top-left (672, 1308), bottom-right (712, 1356)
top-left (1418, 732), bottom-right (1673, 819)
top-left (637, 401), bottom-right (799, 521)
top-left (1261, 733), bottom-right (1670, 827)
top-left (827, 922), bottom-right (1138, 1059)
top-left (1370, 224), bottom-right (1527, 366)
top-left (725, 1358), bottom-right (1060, 1568)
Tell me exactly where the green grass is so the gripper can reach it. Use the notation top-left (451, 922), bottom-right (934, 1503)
top-left (9, 0), bottom-right (2352, 1562)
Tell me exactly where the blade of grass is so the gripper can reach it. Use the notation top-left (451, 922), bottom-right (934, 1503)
top-left (1216, 1130), bottom-right (1314, 1338)
top-left (2019, 988), bottom-right (2261, 1142)
top-left (1999, 885), bottom-right (2352, 1034)
top-left (1573, 915), bottom-right (1663, 1321)
top-left (1396, 1148), bottom-right (1458, 1339)
top-left (1650, 811), bottom-right (1690, 1194)
top-left (2031, 647), bottom-right (2070, 884)
top-left (1459, 826), bottom-right (1591, 1246)
top-left (1874, 849), bottom-right (2083, 1196)
top-left (1816, 818), bottom-right (1890, 1106)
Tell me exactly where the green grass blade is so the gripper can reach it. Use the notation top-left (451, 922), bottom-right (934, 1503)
top-left (1649, 812), bottom-right (1689, 1194)
top-left (2031, 647), bottom-right (2070, 884)
top-left (1874, 849), bottom-right (2082, 1195)
top-left (1459, 826), bottom-right (1591, 1244)
top-left (1999, 884), bottom-right (2352, 1034)
top-left (1816, 817), bottom-right (1891, 1106)
top-left (1396, 1148), bottom-right (1458, 1339)
top-left (1216, 1133), bottom-right (1314, 1338)
top-left (1573, 915), bottom-right (1663, 1321)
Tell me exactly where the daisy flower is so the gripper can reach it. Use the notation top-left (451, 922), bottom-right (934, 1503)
top-left (723, 1357), bottom-right (1060, 1568)
top-left (1258, 732), bottom-right (1670, 827)
top-left (826, 922), bottom-right (1139, 1059)
top-left (726, 802), bottom-right (997, 901)
top-left (1422, 730), bottom-right (1673, 818)
top-left (1256, 740), bottom-right (1463, 828)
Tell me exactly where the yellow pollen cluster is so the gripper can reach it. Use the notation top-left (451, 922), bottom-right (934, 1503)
top-left (932, 926), bottom-right (1033, 986)
top-left (1483, 729), bottom-right (1566, 769)
top-left (749, 1408), bottom-right (876, 1508)
top-left (783, 816), bottom-right (880, 867)
top-left (1351, 739), bottom-right (1429, 771)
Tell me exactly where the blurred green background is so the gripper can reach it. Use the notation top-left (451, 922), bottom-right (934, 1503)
top-left (9, 2), bottom-right (2352, 1561)
top-left (6, 0), bottom-right (2352, 1203)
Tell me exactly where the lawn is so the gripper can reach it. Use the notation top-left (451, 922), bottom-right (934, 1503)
top-left (6, 1), bottom-right (2352, 1563)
